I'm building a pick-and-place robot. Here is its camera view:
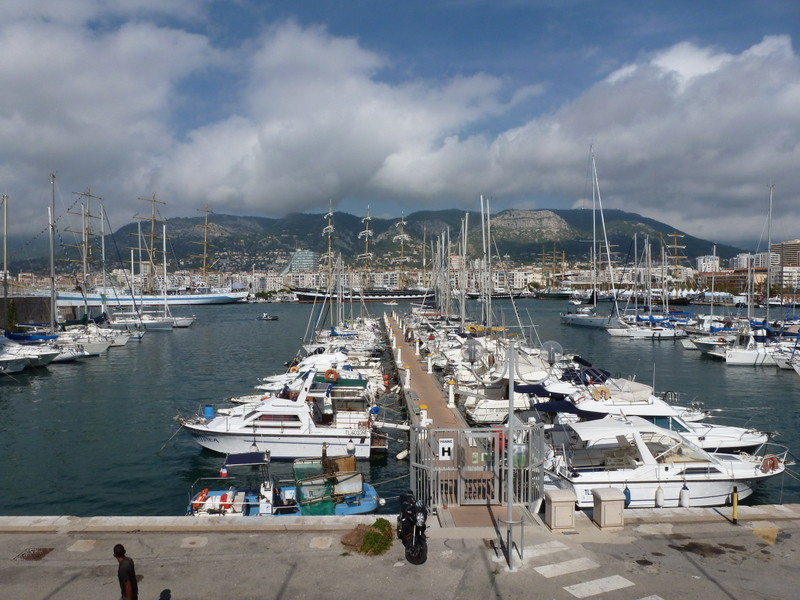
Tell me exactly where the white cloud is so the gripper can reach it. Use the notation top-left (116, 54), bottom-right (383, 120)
top-left (0, 1), bottom-right (797, 250)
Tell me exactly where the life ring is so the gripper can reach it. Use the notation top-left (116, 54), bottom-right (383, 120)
top-left (288, 366), bottom-right (299, 373)
top-left (592, 386), bottom-right (611, 401)
top-left (760, 454), bottom-right (780, 473)
top-left (192, 488), bottom-right (209, 511)
top-left (324, 369), bottom-right (339, 382)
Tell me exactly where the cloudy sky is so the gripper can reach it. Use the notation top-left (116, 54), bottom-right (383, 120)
top-left (1, 0), bottom-right (798, 248)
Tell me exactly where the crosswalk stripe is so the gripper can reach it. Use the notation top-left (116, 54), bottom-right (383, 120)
top-left (526, 540), bottom-right (570, 558)
top-left (535, 557), bottom-right (599, 578)
top-left (564, 575), bottom-right (635, 598)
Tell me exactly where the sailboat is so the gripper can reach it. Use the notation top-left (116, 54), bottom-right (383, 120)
top-left (561, 149), bottom-right (622, 329)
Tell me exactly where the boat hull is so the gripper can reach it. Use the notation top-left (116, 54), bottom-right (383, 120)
top-left (55, 289), bottom-right (249, 307)
top-left (547, 471), bottom-right (760, 508)
top-left (182, 426), bottom-right (372, 458)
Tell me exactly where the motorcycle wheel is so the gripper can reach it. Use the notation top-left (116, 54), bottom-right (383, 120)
top-left (405, 540), bottom-right (428, 565)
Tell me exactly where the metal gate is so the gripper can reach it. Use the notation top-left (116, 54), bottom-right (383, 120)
top-left (459, 430), bottom-right (500, 505)
top-left (409, 422), bottom-right (545, 513)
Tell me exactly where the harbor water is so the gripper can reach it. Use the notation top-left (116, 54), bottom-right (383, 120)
top-left (1, 300), bottom-right (798, 516)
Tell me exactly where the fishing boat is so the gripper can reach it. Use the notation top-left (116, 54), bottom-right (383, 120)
top-left (544, 415), bottom-right (789, 508)
top-left (186, 447), bottom-right (384, 517)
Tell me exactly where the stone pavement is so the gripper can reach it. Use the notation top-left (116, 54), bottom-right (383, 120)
top-left (1, 504), bottom-right (798, 600)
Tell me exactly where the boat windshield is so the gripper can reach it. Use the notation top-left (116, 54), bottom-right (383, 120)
top-left (640, 432), bottom-right (708, 463)
top-left (646, 416), bottom-right (690, 433)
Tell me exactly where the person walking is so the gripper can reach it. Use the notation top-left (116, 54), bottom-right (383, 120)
top-left (113, 544), bottom-right (138, 600)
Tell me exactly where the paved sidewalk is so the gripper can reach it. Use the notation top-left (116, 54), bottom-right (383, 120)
top-left (2, 505), bottom-right (798, 600)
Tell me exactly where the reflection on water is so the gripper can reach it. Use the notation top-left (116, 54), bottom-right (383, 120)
top-left (1, 299), bottom-right (797, 516)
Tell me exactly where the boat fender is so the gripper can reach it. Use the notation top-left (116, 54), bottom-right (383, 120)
top-left (396, 449), bottom-right (409, 460)
top-left (324, 369), bottom-right (339, 382)
top-left (654, 486), bottom-right (665, 508)
top-left (288, 365), bottom-right (299, 373)
top-left (679, 484), bottom-right (690, 507)
top-left (760, 454), bottom-right (780, 473)
top-left (717, 338), bottom-right (726, 343)
top-left (220, 492), bottom-right (232, 511)
top-left (487, 354), bottom-right (495, 367)
top-left (192, 488), bottom-right (209, 511)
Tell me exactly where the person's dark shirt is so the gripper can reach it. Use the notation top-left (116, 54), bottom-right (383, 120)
top-left (117, 556), bottom-right (138, 600)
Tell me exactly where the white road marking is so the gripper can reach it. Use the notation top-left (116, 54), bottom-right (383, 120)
top-left (564, 575), bottom-right (635, 598)
top-left (526, 540), bottom-right (570, 558)
top-left (535, 556), bottom-right (598, 578)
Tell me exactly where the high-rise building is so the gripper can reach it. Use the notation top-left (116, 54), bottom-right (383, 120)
top-left (771, 239), bottom-right (800, 266)
top-left (289, 249), bottom-right (320, 272)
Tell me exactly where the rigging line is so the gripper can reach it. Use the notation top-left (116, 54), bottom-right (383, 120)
top-left (370, 474), bottom-right (412, 487)
top-left (157, 425), bottom-right (185, 455)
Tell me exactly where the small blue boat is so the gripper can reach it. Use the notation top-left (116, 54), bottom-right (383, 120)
top-left (186, 447), bottom-right (383, 517)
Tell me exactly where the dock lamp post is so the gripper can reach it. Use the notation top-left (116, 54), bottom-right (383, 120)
top-left (503, 340), bottom-right (520, 571)
top-left (502, 339), bottom-right (562, 571)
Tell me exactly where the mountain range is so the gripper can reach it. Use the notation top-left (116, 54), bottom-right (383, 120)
top-left (8, 208), bottom-right (743, 274)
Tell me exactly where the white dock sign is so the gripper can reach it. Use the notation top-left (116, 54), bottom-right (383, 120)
top-left (438, 438), bottom-right (454, 460)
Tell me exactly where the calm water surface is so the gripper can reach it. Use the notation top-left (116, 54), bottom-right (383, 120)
top-left (1, 300), bottom-right (798, 516)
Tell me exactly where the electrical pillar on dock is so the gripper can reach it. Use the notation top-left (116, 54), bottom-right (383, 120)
top-left (419, 404), bottom-right (432, 427)
top-left (396, 347), bottom-right (401, 362)
top-left (427, 355), bottom-right (432, 374)
top-left (448, 380), bottom-right (456, 408)
top-left (415, 339), bottom-right (420, 356)
top-left (404, 365), bottom-right (411, 389)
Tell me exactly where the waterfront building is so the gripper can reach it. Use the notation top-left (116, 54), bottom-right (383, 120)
top-left (289, 249), bottom-right (320, 273)
top-left (771, 239), bottom-right (800, 266)
top-left (696, 255), bottom-right (720, 272)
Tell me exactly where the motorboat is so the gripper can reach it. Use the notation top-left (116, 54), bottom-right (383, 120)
top-left (257, 313), bottom-right (279, 321)
top-left (177, 367), bottom-right (380, 458)
top-left (544, 415), bottom-right (789, 508)
top-left (187, 448), bottom-right (384, 517)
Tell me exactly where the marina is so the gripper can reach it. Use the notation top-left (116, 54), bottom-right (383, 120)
top-left (1, 299), bottom-right (799, 518)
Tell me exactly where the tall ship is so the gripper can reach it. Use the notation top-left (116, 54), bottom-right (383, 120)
top-left (54, 202), bottom-right (248, 308)
top-left (293, 209), bottom-right (432, 304)
top-left (55, 285), bottom-right (248, 308)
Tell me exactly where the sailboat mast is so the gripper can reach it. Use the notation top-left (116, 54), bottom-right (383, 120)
top-left (163, 223), bottom-right (168, 314)
top-left (49, 174), bottom-right (57, 331)
top-left (2, 194), bottom-right (7, 331)
top-left (766, 184), bottom-right (774, 324)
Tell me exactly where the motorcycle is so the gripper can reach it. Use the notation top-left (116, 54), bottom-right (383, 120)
top-left (397, 490), bottom-right (428, 565)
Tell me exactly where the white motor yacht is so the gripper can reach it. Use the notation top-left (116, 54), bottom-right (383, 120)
top-left (544, 416), bottom-right (788, 508)
top-left (178, 368), bottom-right (378, 458)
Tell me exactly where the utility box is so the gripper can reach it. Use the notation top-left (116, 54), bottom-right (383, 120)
top-left (544, 489), bottom-right (576, 530)
top-left (592, 487), bottom-right (626, 528)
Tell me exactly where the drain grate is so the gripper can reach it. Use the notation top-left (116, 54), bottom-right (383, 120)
top-left (14, 547), bottom-right (54, 561)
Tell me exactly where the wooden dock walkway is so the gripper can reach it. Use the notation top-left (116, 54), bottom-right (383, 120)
top-left (384, 313), bottom-right (532, 529)
top-left (384, 313), bottom-right (465, 429)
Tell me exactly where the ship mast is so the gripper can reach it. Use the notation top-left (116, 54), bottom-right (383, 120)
top-left (321, 201), bottom-right (335, 287)
top-left (357, 206), bottom-right (374, 288)
top-left (63, 188), bottom-right (102, 318)
top-left (191, 206), bottom-right (213, 283)
top-left (392, 214), bottom-right (412, 288)
top-left (132, 194), bottom-right (166, 294)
